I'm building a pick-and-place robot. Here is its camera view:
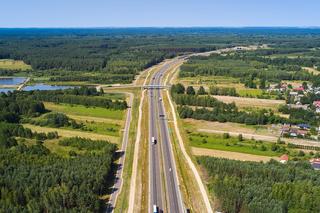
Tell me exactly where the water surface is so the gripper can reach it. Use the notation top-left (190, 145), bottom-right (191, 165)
top-left (0, 77), bottom-right (27, 85)
top-left (23, 84), bottom-right (73, 91)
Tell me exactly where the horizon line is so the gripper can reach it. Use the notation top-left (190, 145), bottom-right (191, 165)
top-left (1, 26), bottom-right (320, 29)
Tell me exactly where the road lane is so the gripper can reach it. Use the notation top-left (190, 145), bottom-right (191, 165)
top-left (149, 71), bottom-right (164, 212)
top-left (148, 60), bottom-right (184, 212)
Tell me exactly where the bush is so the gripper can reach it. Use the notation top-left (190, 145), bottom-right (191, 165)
top-left (238, 134), bottom-right (243, 141)
top-left (223, 133), bottom-right (230, 139)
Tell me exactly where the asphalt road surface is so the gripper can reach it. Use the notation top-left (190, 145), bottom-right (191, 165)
top-left (149, 69), bottom-right (164, 212)
top-left (149, 60), bottom-right (184, 213)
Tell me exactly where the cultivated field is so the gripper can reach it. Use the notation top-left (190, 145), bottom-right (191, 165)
top-left (212, 95), bottom-right (285, 109)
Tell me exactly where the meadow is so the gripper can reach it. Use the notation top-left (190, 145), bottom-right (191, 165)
top-left (44, 102), bottom-right (124, 120)
top-left (0, 59), bottom-right (31, 71)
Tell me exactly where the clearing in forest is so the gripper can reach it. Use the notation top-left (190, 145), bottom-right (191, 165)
top-left (0, 59), bottom-right (32, 71)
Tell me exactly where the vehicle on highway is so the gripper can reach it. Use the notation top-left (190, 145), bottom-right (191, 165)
top-left (153, 205), bottom-right (158, 213)
top-left (151, 136), bottom-right (157, 144)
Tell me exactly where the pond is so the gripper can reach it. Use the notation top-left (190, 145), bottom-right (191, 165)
top-left (0, 77), bottom-right (27, 85)
top-left (23, 84), bottom-right (73, 91)
top-left (0, 88), bottom-right (15, 93)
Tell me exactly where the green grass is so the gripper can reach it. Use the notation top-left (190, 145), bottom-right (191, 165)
top-left (45, 102), bottom-right (124, 120)
top-left (79, 121), bottom-right (121, 137)
top-left (189, 132), bottom-right (282, 157)
top-left (102, 93), bottom-right (125, 100)
top-left (0, 59), bottom-right (32, 71)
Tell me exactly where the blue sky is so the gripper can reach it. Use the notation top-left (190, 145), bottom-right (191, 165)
top-left (1, 0), bottom-right (320, 27)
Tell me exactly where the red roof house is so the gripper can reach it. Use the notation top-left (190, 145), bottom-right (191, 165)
top-left (293, 86), bottom-right (304, 92)
top-left (313, 101), bottom-right (320, 108)
top-left (279, 154), bottom-right (289, 164)
top-left (310, 158), bottom-right (320, 170)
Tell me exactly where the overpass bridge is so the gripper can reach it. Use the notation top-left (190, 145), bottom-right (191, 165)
top-left (142, 85), bottom-right (169, 89)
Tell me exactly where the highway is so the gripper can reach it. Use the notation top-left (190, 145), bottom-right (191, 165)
top-left (149, 70), bottom-right (164, 211)
top-left (149, 60), bottom-right (184, 213)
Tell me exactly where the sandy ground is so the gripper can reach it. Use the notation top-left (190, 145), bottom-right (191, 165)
top-left (128, 64), bottom-right (151, 213)
top-left (23, 124), bottom-right (119, 144)
top-left (212, 95), bottom-right (285, 109)
top-left (192, 147), bottom-right (279, 162)
top-left (185, 119), bottom-right (274, 136)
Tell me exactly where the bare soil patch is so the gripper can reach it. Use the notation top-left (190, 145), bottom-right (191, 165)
top-left (192, 147), bottom-right (279, 162)
top-left (212, 95), bottom-right (285, 109)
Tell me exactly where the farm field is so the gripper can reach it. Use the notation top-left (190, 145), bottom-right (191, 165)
top-left (184, 119), bottom-right (273, 136)
top-left (44, 102), bottom-right (124, 120)
top-left (212, 95), bottom-right (285, 110)
top-left (192, 147), bottom-right (278, 162)
top-left (0, 59), bottom-right (32, 71)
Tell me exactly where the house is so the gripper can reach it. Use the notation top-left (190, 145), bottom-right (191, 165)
top-left (281, 124), bottom-right (310, 137)
top-left (313, 101), bottom-right (320, 113)
top-left (297, 123), bottom-right (311, 130)
top-left (310, 158), bottom-right (320, 170)
top-left (313, 101), bottom-right (320, 108)
top-left (289, 91), bottom-right (298, 96)
top-left (288, 104), bottom-right (309, 110)
top-left (293, 86), bottom-right (305, 92)
top-left (279, 154), bottom-right (289, 164)
top-left (297, 129), bottom-right (308, 137)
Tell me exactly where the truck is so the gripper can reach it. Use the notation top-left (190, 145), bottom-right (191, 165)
top-left (151, 136), bottom-right (157, 144)
top-left (153, 205), bottom-right (158, 213)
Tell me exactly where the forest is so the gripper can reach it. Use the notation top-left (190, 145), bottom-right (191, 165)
top-left (0, 138), bottom-right (116, 212)
top-left (180, 51), bottom-right (320, 85)
top-left (198, 156), bottom-right (320, 213)
top-left (2, 28), bottom-right (320, 84)
top-left (0, 87), bottom-right (119, 211)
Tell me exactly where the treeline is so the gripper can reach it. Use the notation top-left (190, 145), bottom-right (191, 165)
top-left (198, 156), bottom-right (320, 213)
top-left (180, 54), bottom-right (319, 83)
top-left (278, 105), bottom-right (319, 126)
top-left (209, 86), bottom-right (238, 96)
top-left (0, 122), bottom-right (58, 148)
top-left (59, 137), bottom-right (111, 151)
top-left (172, 83), bottom-right (238, 97)
top-left (29, 112), bottom-right (83, 129)
top-left (0, 139), bottom-right (116, 212)
top-left (49, 74), bottom-right (135, 84)
top-left (178, 106), bottom-right (284, 125)
top-left (0, 92), bottom-right (46, 123)
top-left (23, 88), bottom-right (127, 110)
top-left (171, 84), bottom-right (285, 125)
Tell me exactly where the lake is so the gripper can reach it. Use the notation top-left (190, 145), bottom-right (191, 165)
top-left (0, 88), bottom-right (15, 93)
top-left (0, 77), bottom-right (27, 85)
top-left (23, 84), bottom-right (73, 91)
